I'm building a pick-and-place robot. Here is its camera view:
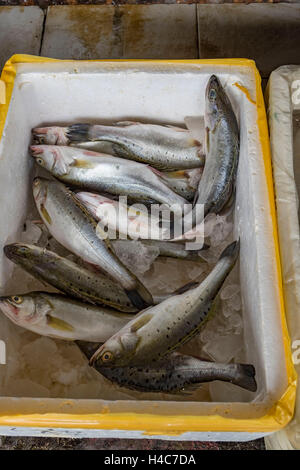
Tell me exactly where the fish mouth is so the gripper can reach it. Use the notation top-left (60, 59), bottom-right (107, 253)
top-left (206, 74), bottom-right (221, 97)
top-left (89, 344), bottom-right (105, 366)
top-left (0, 299), bottom-right (19, 321)
top-left (30, 145), bottom-right (44, 156)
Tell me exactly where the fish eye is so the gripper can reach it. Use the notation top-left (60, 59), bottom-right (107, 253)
top-left (36, 157), bottom-right (44, 165)
top-left (101, 351), bottom-right (113, 363)
top-left (11, 296), bottom-right (23, 304)
top-left (209, 89), bottom-right (217, 101)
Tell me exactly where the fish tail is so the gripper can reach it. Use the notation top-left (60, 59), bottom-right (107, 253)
top-left (125, 288), bottom-right (153, 310)
top-left (219, 239), bottom-right (240, 261)
top-left (67, 123), bottom-right (91, 142)
top-left (231, 363), bottom-right (257, 392)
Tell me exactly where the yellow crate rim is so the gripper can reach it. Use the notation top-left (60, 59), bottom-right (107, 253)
top-left (0, 55), bottom-right (296, 435)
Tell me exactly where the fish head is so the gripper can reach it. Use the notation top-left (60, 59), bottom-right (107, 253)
top-left (31, 145), bottom-right (71, 176)
top-left (205, 75), bottom-right (224, 129)
top-left (90, 329), bottom-right (139, 367)
top-left (205, 75), bottom-right (237, 131)
top-left (4, 243), bottom-right (38, 266)
top-left (0, 294), bottom-right (39, 326)
top-left (32, 126), bottom-right (69, 145)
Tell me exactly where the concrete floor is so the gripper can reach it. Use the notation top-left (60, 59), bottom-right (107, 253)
top-left (0, 2), bottom-right (299, 451)
top-left (0, 435), bottom-right (266, 450)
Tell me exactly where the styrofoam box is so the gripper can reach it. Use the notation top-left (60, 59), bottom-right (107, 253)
top-left (265, 65), bottom-right (300, 450)
top-left (0, 57), bottom-right (294, 440)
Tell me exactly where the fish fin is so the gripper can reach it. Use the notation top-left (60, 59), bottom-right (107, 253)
top-left (165, 170), bottom-right (187, 179)
top-left (67, 123), bottom-right (91, 142)
top-left (53, 148), bottom-right (75, 175)
top-left (130, 313), bottom-right (153, 332)
top-left (73, 159), bottom-right (95, 169)
top-left (40, 204), bottom-right (52, 225)
top-left (173, 281), bottom-right (199, 295)
top-left (231, 364), bottom-right (257, 392)
top-left (125, 289), bottom-right (152, 310)
top-left (148, 166), bottom-right (165, 178)
top-left (46, 314), bottom-right (74, 332)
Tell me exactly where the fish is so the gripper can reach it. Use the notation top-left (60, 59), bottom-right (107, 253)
top-left (98, 356), bottom-right (257, 394)
top-left (153, 168), bottom-right (202, 202)
top-left (114, 239), bottom-right (209, 261)
top-left (76, 192), bottom-right (170, 241)
top-left (0, 292), bottom-right (134, 342)
top-left (31, 145), bottom-right (188, 212)
top-left (191, 75), bottom-right (240, 226)
top-left (4, 243), bottom-right (138, 312)
top-left (90, 240), bottom-right (240, 367)
top-left (32, 177), bottom-right (153, 309)
top-left (77, 342), bottom-right (257, 393)
top-left (32, 122), bottom-right (205, 170)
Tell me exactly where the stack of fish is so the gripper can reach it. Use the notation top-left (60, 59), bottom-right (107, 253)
top-left (0, 75), bottom-right (257, 394)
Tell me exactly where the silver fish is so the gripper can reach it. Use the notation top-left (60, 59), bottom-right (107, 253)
top-left (4, 243), bottom-right (138, 312)
top-left (32, 122), bottom-right (205, 170)
top-left (32, 177), bottom-right (153, 309)
top-left (90, 240), bottom-right (239, 367)
top-left (114, 239), bottom-right (208, 261)
top-left (77, 343), bottom-right (257, 393)
top-left (0, 292), bottom-right (133, 342)
top-left (76, 192), bottom-right (169, 241)
top-left (31, 145), bottom-right (188, 212)
top-left (192, 75), bottom-right (239, 225)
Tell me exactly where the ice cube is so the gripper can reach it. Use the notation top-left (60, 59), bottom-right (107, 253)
top-left (209, 380), bottom-right (253, 403)
top-left (220, 284), bottom-right (240, 301)
top-left (112, 240), bottom-right (160, 275)
top-left (227, 293), bottom-right (242, 312)
top-left (204, 213), bottom-right (217, 237)
top-left (202, 334), bottom-right (244, 363)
